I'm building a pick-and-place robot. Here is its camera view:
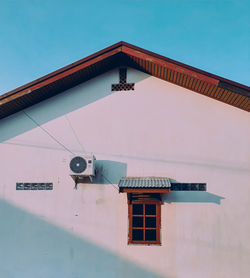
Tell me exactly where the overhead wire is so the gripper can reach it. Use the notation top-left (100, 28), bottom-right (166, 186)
top-left (101, 174), bottom-right (119, 191)
top-left (23, 111), bottom-right (75, 155)
top-left (65, 114), bottom-right (86, 153)
top-left (23, 110), bottom-right (120, 192)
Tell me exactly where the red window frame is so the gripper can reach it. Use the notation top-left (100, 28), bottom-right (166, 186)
top-left (128, 199), bottom-right (161, 245)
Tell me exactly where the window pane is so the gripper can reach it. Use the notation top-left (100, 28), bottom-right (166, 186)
top-left (133, 204), bottom-right (143, 215)
top-left (145, 217), bottom-right (156, 228)
top-left (145, 204), bottom-right (156, 215)
top-left (132, 217), bottom-right (143, 227)
top-left (145, 230), bottom-right (156, 241)
top-left (132, 229), bottom-right (143, 241)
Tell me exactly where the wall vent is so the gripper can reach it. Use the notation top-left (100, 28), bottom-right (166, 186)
top-left (112, 68), bottom-right (135, 91)
top-left (16, 183), bottom-right (53, 190)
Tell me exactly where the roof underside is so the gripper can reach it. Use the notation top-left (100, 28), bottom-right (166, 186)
top-left (0, 41), bottom-right (249, 119)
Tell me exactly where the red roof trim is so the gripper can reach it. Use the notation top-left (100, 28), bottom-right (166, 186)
top-left (1, 41), bottom-right (249, 101)
top-left (0, 41), bottom-right (249, 116)
top-left (121, 42), bottom-right (249, 91)
top-left (0, 42), bottom-right (123, 101)
top-left (122, 45), bottom-right (219, 86)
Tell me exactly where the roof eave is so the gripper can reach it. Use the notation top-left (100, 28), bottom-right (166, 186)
top-left (0, 41), bottom-right (249, 119)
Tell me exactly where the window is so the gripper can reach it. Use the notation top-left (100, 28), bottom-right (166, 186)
top-left (128, 200), bottom-right (161, 245)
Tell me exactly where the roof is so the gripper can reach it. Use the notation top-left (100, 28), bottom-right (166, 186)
top-left (0, 41), bottom-right (249, 119)
top-left (118, 177), bottom-right (171, 188)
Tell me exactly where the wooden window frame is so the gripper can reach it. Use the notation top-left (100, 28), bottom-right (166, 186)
top-left (128, 199), bottom-right (161, 245)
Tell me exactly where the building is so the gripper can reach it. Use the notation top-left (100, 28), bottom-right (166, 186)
top-left (0, 42), bottom-right (249, 278)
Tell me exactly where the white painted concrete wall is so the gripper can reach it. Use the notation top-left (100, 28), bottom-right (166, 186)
top-left (0, 68), bottom-right (250, 278)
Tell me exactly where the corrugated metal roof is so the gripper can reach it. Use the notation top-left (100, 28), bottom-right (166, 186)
top-left (118, 177), bottom-right (171, 188)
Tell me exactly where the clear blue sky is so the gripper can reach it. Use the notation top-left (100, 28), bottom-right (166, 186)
top-left (0, 0), bottom-right (249, 95)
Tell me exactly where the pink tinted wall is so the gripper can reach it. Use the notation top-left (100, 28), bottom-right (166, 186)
top-left (0, 68), bottom-right (250, 278)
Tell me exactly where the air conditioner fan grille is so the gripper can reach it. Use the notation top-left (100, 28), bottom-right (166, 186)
top-left (70, 156), bottom-right (87, 174)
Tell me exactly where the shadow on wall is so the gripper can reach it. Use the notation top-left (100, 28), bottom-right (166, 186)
top-left (93, 160), bottom-right (127, 185)
top-left (0, 69), bottom-right (148, 143)
top-left (0, 199), bottom-right (167, 278)
top-left (163, 191), bottom-right (225, 205)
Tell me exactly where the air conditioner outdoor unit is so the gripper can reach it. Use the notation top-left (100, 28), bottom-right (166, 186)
top-left (69, 155), bottom-right (96, 178)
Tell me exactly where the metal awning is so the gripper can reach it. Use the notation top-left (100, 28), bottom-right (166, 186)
top-left (118, 177), bottom-right (171, 193)
top-left (118, 177), bottom-right (207, 193)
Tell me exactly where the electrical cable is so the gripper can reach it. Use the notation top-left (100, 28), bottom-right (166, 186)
top-left (24, 111), bottom-right (120, 192)
top-left (23, 111), bottom-right (75, 155)
top-left (65, 114), bottom-right (86, 153)
top-left (101, 173), bottom-right (119, 191)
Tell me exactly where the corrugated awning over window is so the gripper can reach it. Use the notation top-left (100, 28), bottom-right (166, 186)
top-left (118, 177), bottom-right (171, 193)
top-left (118, 177), bottom-right (171, 188)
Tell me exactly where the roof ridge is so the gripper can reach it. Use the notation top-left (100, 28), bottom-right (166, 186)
top-left (0, 41), bottom-right (249, 118)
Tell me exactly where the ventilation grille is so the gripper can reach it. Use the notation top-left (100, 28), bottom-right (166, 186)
top-left (16, 183), bottom-right (53, 190)
top-left (112, 68), bottom-right (135, 91)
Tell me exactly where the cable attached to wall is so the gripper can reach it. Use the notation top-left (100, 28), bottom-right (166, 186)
top-left (24, 110), bottom-right (120, 192)
top-left (65, 114), bottom-right (86, 153)
top-left (23, 111), bottom-right (75, 155)
top-left (74, 177), bottom-right (78, 190)
top-left (101, 174), bottom-right (119, 192)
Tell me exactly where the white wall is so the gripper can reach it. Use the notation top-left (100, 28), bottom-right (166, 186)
top-left (0, 68), bottom-right (250, 278)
